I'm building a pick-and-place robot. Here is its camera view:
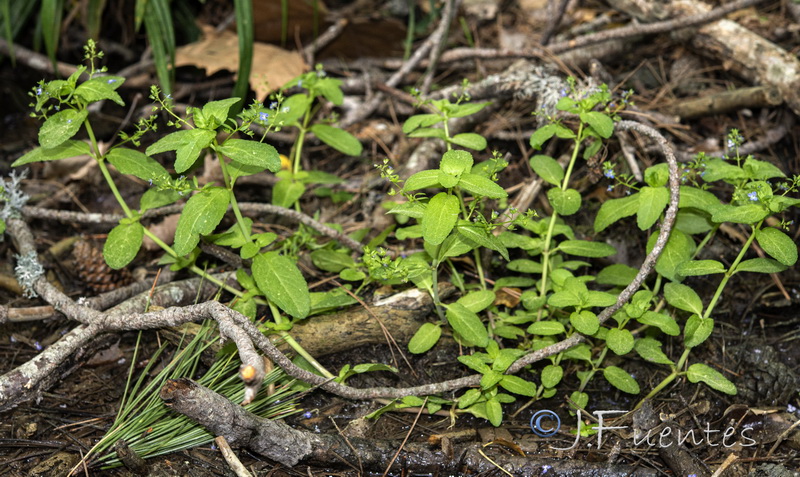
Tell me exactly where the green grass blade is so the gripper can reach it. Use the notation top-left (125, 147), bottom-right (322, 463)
top-left (280, 0), bottom-right (287, 47)
top-left (142, 0), bottom-right (175, 95)
top-left (39, 0), bottom-right (63, 73)
top-left (85, 0), bottom-right (106, 39)
top-left (0, 0), bottom-right (13, 64)
top-left (232, 0), bottom-right (253, 114)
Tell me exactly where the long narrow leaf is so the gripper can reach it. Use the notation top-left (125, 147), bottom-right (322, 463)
top-left (143, 0), bottom-right (175, 95)
top-left (85, 0), bottom-right (106, 39)
top-left (232, 0), bottom-right (253, 113)
top-left (40, 0), bottom-right (63, 73)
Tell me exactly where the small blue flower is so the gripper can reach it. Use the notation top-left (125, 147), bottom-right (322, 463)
top-left (54, 105), bottom-right (60, 111)
top-left (726, 139), bottom-right (735, 149)
top-left (269, 101), bottom-right (277, 109)
top-left (107, 78), bottom-right (116, 84)
top-left (316, 70), bottom-right (326, 77)
top-left (302, 411), bottom-right (313, 419)
top-left (603, 169), bottom-right (615, 179)
top-left (148, 178), bottom-right (154, 186)
top-left (67, 119), bottom-right (72, 124)
top-left (559, 88), bottom-right (568, 97)
top-left (165, 93), bottom-right (172, 100)
top-left (259, 111), bottom-right (269, 122)
top-left (282, 107), bottom-right (290, 113)
top-left (607, 185), bottom-right (614, 192)
top-left (35, 87), bottom-right (43, 96)
top-left (747, 191), bottom-right (758, 202)
top-left (34, 341), bottom-right (43, 351)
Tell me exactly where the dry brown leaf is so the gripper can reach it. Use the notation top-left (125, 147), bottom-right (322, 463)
top-left (176, 26), bottom-right (307, 101)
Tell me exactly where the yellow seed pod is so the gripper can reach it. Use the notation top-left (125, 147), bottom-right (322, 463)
top-left (279, 154), bottom-right (292, 171)
top-left (240, 364), bottom-right (257, 382)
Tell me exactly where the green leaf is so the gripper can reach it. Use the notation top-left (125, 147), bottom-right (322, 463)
top-left (12, 140), bottom-right (91, 167)
top-left (485, 398), bottom-right (503, 427)
top-left (584, 291), bottom-right (617, 308)
top-left (456, 222), bottom-right (509, 261)
top-left (596, 264), bottom-right (638, 286)
top-left (107, 148), bottom-right (169, 181)
top-left (436, 233), bottom-right (475, 259)
top-left (146, 128), bottom-right (216, 174)
top-left (756, 227), bottom-right (797, 266)
top-left (449, 133), bottom-right (487, 150)
top-left (272, 179), bottom-right (306, 208)
top-left (74, 76), bottom-right (125, 106)
top-left (252, 251), bottom-right (310, 319)
top-left (457, 290), bottom-right (496, 313)
top-left (647, 229), bottom-right (694, 282)
top-left (558, 240), bottom-right (616, 257)
top-left (711, 204), bottom-right (769, 225)
top-left (644, 163), bottom-right (669, 188)
top-left (408, 127), bottom-right (447, 139)
top-left (481, 371), bottom-right (503, 389)
top-left (594, 193), bottom-right (640, 232)
top-left (103, 221), bottom-right (143, 269)
top-left (675, 209), bottom-right (713, 234)
top-left (580, 111), bottom-right (614, 138)
top-left (743, 157), bottom-right (785, 180)
top-left (603, 366), bottom-right (640, 394)
top-left (218, 139), bottom-right (280, 172)
top-left (569, 391), bottom-right (589, 411)
top-left (173, 187), bottom-right (229, 256)
top-left (570, 310), bottom-right (599, 335)
top-left (548, 290), bottom-right (581, 308)
top-left (530, 123), bottom-right (556, 150)
top-left (637, 311), bottom-right (680, 336)
top-left (686, 363), bottom-right (737, 395)
top-left (735, 258), bottom-right (787, 274)
top-left (402, 113), bottom-right (442, 134)
top-left (500, 375), bottom-right (537, 397)
top-left (637, 186), bottom-right (669, 230)
top-left (339, 268), bottom-right (365, 281)
top-left (530, 155), bottom-right (564, 186)
top-left (438, 171), bottom-right (459, 188)
top-left (606, 328), bottom-right (634, 355)
top-left (448, 101), bottom-right (491, 118)
top-left (458, 354), bottom-right (490, 374)
top-left (404, 170), bottom-right (440, 191)
top-left (315, 77), bottom-right (344, 105)
top-left (422, 192), bottom-right (460, 246)
top-left (684, 315), bottom-right (714, 348)
top-left (507, 259), bottom-right (542, 274)
top-left (664, 282), bottom-right (703, 315)
top-left (39, 109), bottom-right (88, 149)
top-left (635, 338), bottom-right (674, 365)
top-left (310, 249), bottom-right (355, 273)
top-left (547, 188), bottom-right (581, 215)
top-left (458, 173), bottom-right (507, 198)
top-left (541, 364), bottom-right (563, 388)
top-left (527, 321), bottom-right (566, 336)
top-left (678, 186), bottom-right (719, 214)
top-left (439, 149), bottom-right (473, 175)
top-left (677, 260), bottom-right (725, 277)
top-left (139, 188), bottom-right (181, 212)
top-left (200, 97), bottom-right (241, 127)
top-left (408, 323), bottom-right (442, 354)
top-left (277, 93), bottom-right (310, 125)
top-left (445, 302), bottom-right (489, 347)
top-left (702, 158), bottom-right (747, 182)
top-left (310, 124), bottom-right (363, 156)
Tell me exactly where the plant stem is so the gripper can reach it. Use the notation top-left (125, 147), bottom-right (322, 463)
top-left (702, 221), bottom-right (760, 319)
top-left (218, 154), bottom-right (252, 242)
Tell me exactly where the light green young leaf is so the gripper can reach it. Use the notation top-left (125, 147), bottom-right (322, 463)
top-left (449, 133), bottom-right (487, 150)
top-left (527, 320), bottom-right (566, 336)
top-left (200, 97), bottom-right (241, 127)
top-left (147, 128), bottom-right (216, 173)
top-left (530, 155), bottom-right (564, 186)
top-left (637, 310), bottom-right (680, 336)
top-left (74, 76), bottom-right (125, 106)
top-left (580, 111), bottom-right (614, 138)
top-left (637, 186), bottom-right (669, 230)
top-left (570, 310), bottom-right (599, 335)
top-left (677, 260), bottom-right (725, 277)
top-left (756, 227), bottom-right (797, 266)
top-left (103, 221), bottom-right (143, 270)
top-left (635, 338), bottom-right (674, 365)
top-left (448, 101), bottom-right (491, 118)
top-left (664, 282), bottom-right (703, 315)
top-left (339, 268), bottom-right (366, 281)
top-left (39, 109), bottom-right (88, 149)
top-left (735, 258), bottom-right (787, 274)
top-left (458, 173), bottom-right (507, 198)
top-left (485, 398), bottom-right (503, 427)
top-left (603, 366), bottom-right (640, 394)
top-left (12, 140), bottom-right (91, 167)
top-left (272, 179), bottom-right (306, 208)
top-left (438, 171), bottom-right (459, 188)
top-left (445, 302), bottom-right (489, 347)
top-left (500, 375), bottom-right (537, 397)
top-left (456, 223), bottom-right (509, 261)
top-left (252, 251), bottom-right (310, 319)
top-left (402, 113), bottom-right (442, 134)
top-left (644, 163), bottom-right (669, 188)
top-left (404, 170), bottom-right (440, 191)
top-left (422, 192), bottom-right (460, 245)
top-left (277, 93), bottom-right (310, 125)
top-left (315, 77), bottom-right (344, 105)
top-left (457, 289), bottom-right (496, 313)
top-left (457, 354), bottom-right (491, 374)
top-left (547, 188), bottom-right (581, 215)
top-left (218, 139), bottom-right (281, 172)
top-left (558, 240), bottom-right (616, 257)
top-left (541, 364), bottom-right (564, 388)
top-left (173, 187), bottom-right (229, 256)
top-left (569, 391), bottom-right (589, 411)
top-left (439, 149), bottom-right (473, 175)
top-left (606, 328), bottom-right (634, 355)
top-left (408, 323), bottom-right (442, 354)
top-left (684, 315), bottom-right (714, 348)
top-left (686, 363), bottom-right (737, 395)
top-left (310, 124), bottom-right (363, 156)
top-left (594, 193), bottom-right (640, 233)
top-left (107, 148), bottom-right (169, 181)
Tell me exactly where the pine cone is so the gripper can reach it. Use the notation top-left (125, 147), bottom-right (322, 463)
top-left (73, 240), bottom-right (133, 293)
